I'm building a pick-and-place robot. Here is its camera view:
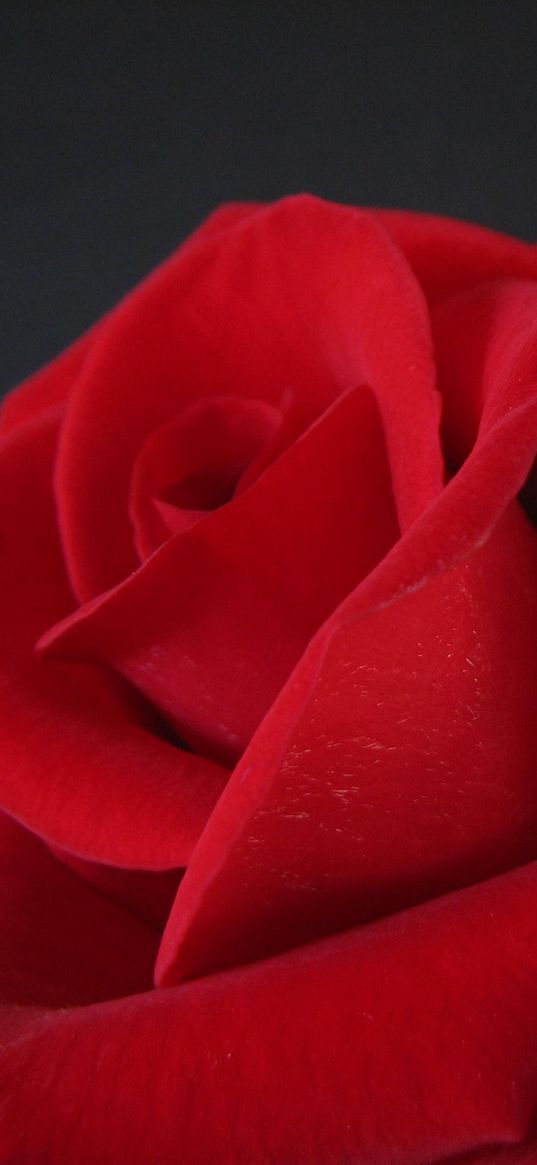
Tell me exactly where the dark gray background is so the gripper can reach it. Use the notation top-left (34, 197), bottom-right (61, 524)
top-left (2, 0), bottom-right (536, 396)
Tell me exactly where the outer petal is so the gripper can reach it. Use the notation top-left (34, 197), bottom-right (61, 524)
top-left (2, 865), bottom-right (537, 1163)
top-left (54, 194), bottom-right (443, 599)
top-left (0, 329), bottom-right (94, 434)
top-left (0, 411), bottom-right (227, 870)
top-left (0, 201), bottom-right (260, 438)
top-left (374, 208), bottom-right (537, 301)
top-left (187, 203), bottom-right (537, 308)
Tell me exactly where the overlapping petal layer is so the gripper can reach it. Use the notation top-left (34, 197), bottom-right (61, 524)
top-left (129, 395), bottom-right (282, 559)
top-left (3, 199), bottom-right (537, 1164)
top-left (42, 385), bottom-right (399, 763)
top-left (0, 329), bottom-right (95, 435)
top-left (0, 411), bottom-right (227, 872)
top-left (375, 208), bottom-right (537, 300)
top-left (0, 812), bottom-right (156, 1011)
top-left (2, 863), bottom-right (537, 1164)
top-left (155, 276), bottom-right (537, 984)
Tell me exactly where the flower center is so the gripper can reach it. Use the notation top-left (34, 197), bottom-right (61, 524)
top-left (129, 395), bottom-right (283, 559)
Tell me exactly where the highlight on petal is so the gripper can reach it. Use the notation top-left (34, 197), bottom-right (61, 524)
top-left (2, 863), bottom-right (537, 1164)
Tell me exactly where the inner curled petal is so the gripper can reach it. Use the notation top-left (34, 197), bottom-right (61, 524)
top-left (40, 386), bottom-right (399, 766)
top-left (129, 396), bottom-right (282, 559)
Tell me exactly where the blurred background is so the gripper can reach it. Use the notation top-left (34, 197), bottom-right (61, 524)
top-left (2, 0), bottom-right (537, 395)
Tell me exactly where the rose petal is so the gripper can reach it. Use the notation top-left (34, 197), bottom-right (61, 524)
top-left (432, 279), bottom-right (537, 466)
top-left (183, 201), bottom-right (537, 309)
top-left (188, 200), bottom-right (261, 239)
top-left (54, 195), bottom-right (443, 600)
top-left (0, 412), bottom-right (228, 869)
top-left (0, 329), bottom-right (95, 435)
top-left (2, 864), bottom-right (537, 1163)
top-left (129, 394), bottom-right (282, 559)
top-left (41, 385), bottom-right (399, 764)
top-left (374, 208), bottom-right (537, 301)
top-left (0, 812), bottom-right (156, 1008)
top-left (0, 203), bottom-right (261, 440)
top-left (48, 847), bottom-right (182, 931)
top-left (157, 500), bottom-right (537, 983)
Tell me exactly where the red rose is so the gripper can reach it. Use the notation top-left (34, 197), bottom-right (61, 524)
top-left (2, 195), bottom-right (537, 1164)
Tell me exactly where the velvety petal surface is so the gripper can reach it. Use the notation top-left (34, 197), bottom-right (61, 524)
top-left (2, 864), bottom-right (537, 1163)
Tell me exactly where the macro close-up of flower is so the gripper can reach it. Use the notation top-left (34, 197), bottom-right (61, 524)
top-left (2, 193), bottom-right (537, 1162)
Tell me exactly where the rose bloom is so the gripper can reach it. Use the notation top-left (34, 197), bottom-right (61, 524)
top-left (2, 196), bottom-right (537, 1164)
